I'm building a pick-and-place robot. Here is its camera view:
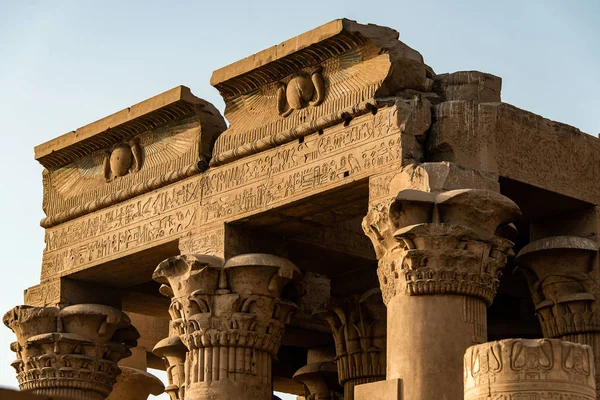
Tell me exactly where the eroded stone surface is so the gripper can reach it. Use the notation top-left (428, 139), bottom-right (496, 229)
top-left (464, 339), bottom-right (596, 400)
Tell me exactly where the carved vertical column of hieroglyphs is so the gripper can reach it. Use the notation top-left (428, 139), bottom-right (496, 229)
top-left (464, 338), bottom-right (596, 399)
top-left (515, 236), bottom-right (600, 397)
top-left (362, 189), bottom-right (521, 400)
top-left (4, 304), bottom-right (139, 400)
top-left (313, 289), bottom-right (386, 400)
top-left (152, 253), bottom-right (302, 400)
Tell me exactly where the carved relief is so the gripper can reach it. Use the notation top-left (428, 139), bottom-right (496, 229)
top-left (103, 140), bottom-right (143, 182)
top-left (277, 68), bottom-right (325, 117)
top-left (3, 304), bottom-right (138, 399)
top-left (464, 339), bottom-right (596, 400)
top-left (314, 289), bottom-right (386, 400)
top-left (210, 19), bottom-right (433, 166)
top-left (153, 253), bottom-right (302, 400)
top-left (362, 189), bottom-right (520, 305)
top-left (515, 236), bottom-right (600, 395)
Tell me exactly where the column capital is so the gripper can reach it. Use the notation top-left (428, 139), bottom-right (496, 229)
top-left (4, 304), bottom-right (138, 399)
top-left (106, 366), bottom-right (164, 400)
top-left (153, 336), bottom-right (187, 400)
top-left (516, 236), bottom-right (599, 337)
top-left (363, 189), bottom-right (520, 304)
top-left (314, 289), bottom-right (386, 400)
top-left (293, 362), bottom-right (343, 400)
top-left (465, 339), bottom-right (596, 400)
top-left (153, 253), bottom-right (302, 400)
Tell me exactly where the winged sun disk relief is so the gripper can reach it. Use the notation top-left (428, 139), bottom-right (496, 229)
top-left (277, 67), bottom-right (326, 118)
top-left (103, 139), bottom-right (143, 182)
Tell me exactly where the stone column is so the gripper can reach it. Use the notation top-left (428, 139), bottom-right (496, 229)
top-left (106, 366), bottom-right (164, 400)
top-left (464, 338), bottom-right (596, 399)
top-left (3, 304), bottom-right (139, 400)
top-left (293, 362), bottom-right (342, 400)
top-left (313, 289), bottom-right (386, 400)
top-left (153, 253), bottom-right (302, 400)
top-left (362, 189), bottom-right (520, 400)
top-left (153, 335), bottom-right (187, 400)
top-left (515, 235), bottom-right (600, 396)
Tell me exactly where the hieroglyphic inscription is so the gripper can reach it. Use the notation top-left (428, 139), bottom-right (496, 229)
top-left (178, 225), bottom-right (225, 257)
top-left (23, 281), bottom-right (60, 307)
top-left (41, 180), bottom-right (201, 280)
top-left (200, 106), bottom-right (402, 223)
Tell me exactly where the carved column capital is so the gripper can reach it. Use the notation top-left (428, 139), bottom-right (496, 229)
top-left (464, 338), bottom-right (596, 400)
top-left (4, 304), bottom-right (138, 400)
top-left (363, 189), bottom-right (520, 304)
top-left (516, 235), bottom-right (599, 337)
top-left (314, 289), bottom-right (386, 400)
top-left (153, 253), bottom-right (302, 400)
top-left (106, 367), bottom-right (164, 400)
top-left (293, 362), bottom-right (343, 400)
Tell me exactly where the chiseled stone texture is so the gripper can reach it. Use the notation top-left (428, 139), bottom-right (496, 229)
top-left (3, 304), bottom-right (138, 400)
top-left (153, 253), bottom-right (302, 400)
top-left (0, 388), bottom-right (70, 400)
top-left (464, 339), bottom-right (596, 400)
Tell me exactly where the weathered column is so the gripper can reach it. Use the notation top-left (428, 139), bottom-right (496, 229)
top-left (153, 253), bottom-right (302, 400)
top-left (3, 304), bottom-right (139, 400)
top-left (515, 236), bottom-right (600, 396)
top-left (464, 338), bottom-right (596, 399)
top-left (153, 335), bottom-right (187, 400)
top-left (106, 367), bottom-right (164, 400)
top-left (362, 189), bottom-right (520, 400)
top-left (313, 289), bottom-right (386, 400)
top-left (293, 362), bottom-right (343, 400)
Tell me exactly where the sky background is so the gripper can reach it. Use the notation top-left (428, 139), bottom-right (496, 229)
top-left (0, 1), bottom-right (598, 398)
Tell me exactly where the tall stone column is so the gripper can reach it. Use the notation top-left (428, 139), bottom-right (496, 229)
top-left (362, 189), bottom-right (520, 400)
top-left (3, 304), bottom-right (139, 400)
top-left (153, 335), bottom-right (187, 400)
top-left (313, 289), bottom-right (386, 400)
top-left (515, 235), bottom-right (600, 396)
top-left (153, 253), bottom-right (302, 400)
top-left (464, 338), bottom-right (596, 399)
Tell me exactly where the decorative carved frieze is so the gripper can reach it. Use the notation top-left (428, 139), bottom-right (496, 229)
top-left (153, 253), bottom-right (302, 400)
top-left (3, 304), bottom-right (139, 399)
top-left (314, 289), bottom-right (386, 400)
top-left (362, 189), bottom-right (520, 305)
top-left (464, 338), bottom-right (596, 400)
top-left (209, 18), bottom-right (434, 166)
top-left (37, 86), bottom-right (226, 228)
top-left (153, 336), bottom-right (187, 400)
top-left (515, 235), bottom-right (600, 394)
top-left (293, 362), bottom-right (343, 400)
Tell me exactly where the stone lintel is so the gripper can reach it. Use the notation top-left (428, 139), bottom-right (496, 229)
top-left (428, 100), bottom-right (600, 205)
top-left (354, 379), bottom-right (402, 400)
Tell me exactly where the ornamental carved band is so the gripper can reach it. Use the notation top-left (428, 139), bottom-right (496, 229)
top-left (464, 338), bottom-right (596, 400)
top-left (314, 288), bottom-right (386, 400)
top-left (362, 189), bottom-right (521, 305)
top-left (3, 304), bottom-right (139, 400)
top-left (153, 253), bottom-right (302, 400)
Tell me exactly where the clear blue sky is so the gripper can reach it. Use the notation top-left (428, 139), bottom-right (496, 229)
top-left (0, 1), bottom-right (598, 398)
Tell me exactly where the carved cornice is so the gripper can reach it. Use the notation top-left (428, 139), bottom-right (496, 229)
top-left (210, 18), bottom-right (434, 167)
top-left (363, 189), bottom-right (520, 304)
top-left (516, 236), bottom-right (600, 338)
top-left (464, 339), bottom-right (596, 400)
top-left (3, 304), bottom-right (138, 399)
top-left (153, 253), bottom-right (302, 399)
top-left (313, 289), bottom-right (386, 400)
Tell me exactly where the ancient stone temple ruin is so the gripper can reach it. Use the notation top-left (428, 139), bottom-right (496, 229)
top-left (3, 19), bottom-right (600, 400)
